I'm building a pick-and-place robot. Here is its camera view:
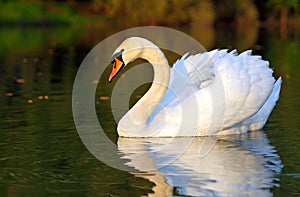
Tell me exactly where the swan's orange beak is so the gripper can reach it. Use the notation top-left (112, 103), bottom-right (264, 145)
top-left (109, 57), bottom-right (124, 82)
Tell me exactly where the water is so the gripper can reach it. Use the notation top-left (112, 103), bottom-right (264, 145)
top-left (0, 25), bottom-right (299, 196)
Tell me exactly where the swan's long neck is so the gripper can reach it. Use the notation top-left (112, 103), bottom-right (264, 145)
top-left (126, 43), bottom-right (170, 126)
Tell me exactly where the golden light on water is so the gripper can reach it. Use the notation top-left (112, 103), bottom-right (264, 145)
top-left (99, 96), bottom-right (110, 100)
top-left (38, 95), bottom-right (49, 100)
top-left (5, 92), bottom-right (13, 97)
top-left (16, 79), bottom-right (25, 83)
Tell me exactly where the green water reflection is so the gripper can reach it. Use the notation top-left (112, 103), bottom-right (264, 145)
top-left (0, 25), bottom-right (299, 196)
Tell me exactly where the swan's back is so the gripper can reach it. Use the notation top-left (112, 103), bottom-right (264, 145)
top-left (151, 49), bottom-right (281, 136)
top-left (212, 50), bottom-right (275, 128)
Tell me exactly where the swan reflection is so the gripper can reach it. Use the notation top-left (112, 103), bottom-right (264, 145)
top-left (118, 131), bottom-right (282, 196)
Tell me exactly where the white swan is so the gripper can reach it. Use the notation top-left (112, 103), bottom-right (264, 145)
top-left (109, 37), bottom-right (282, 137)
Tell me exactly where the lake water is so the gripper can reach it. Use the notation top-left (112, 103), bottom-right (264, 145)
top-left (0, 25), bottom-right (299, 196)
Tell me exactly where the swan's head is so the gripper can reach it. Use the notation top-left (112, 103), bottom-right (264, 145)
top-left (109, 48), bottom-right (125, 82)
top-left (109, 37), bottom-right (155, 82)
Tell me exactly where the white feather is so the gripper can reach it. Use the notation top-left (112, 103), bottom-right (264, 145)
top-left (150, 49), bottom-right (281, 136)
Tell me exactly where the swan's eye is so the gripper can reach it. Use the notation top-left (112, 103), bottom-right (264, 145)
top-left (110, 49), bottom-right (124, 63)
top-left (111, 60), bottom-right (116, 68)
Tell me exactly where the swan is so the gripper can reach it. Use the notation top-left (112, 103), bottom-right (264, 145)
top-left (109, 37), bottom-right (282, 137)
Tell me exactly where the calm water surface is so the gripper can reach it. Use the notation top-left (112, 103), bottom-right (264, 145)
top-left (0, 25), bottom-right (299, 196)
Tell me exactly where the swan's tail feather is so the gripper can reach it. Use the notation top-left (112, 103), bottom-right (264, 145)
top-left (270, 77), bottom-right (282, 104)
top-left (223, 77), bottom-right (282, 134)
top-left (245, 77), bottom-right (282, 131)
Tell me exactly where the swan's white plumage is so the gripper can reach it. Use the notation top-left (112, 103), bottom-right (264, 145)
top-left (149, 49), bottom-right (280, 136)
top-left (222, 77), bottom-right (282, 134)
top-left (112, 37), bottom-right (281, 137)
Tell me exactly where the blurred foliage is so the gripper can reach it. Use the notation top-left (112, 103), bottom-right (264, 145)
top-left (0, 0), bottom-right (299, 27)
top-left (266, 0), bottom-right (300, 29)
top-left (267, 0), bottom-right (299, 12)
top-left (91, 0), bottom-right (215, 25)
top-left (90, 0), bottom-right (298, 26)
top-left (214, 0), bottom-right (258, 25)
top-left (0, 1), bottom-right (88, 25)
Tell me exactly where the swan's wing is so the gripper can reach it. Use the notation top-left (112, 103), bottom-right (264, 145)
top-left (166, 50), bottom-right (235, 105)
top-left (192, 50), bottom-right (277, 134)
top-left (148, 52), bottom-right (216, 120)
top-left (150, 49), bottom-right (278, 134)
top-left (222, 77), bottom-right (282, 134)
top-left (180, 51), bottom-right (217, 88)
top-left (150, 50), bottom-right (243, 120)
top-left (160, 52), bottom-right (216, 106)
top-left (220, 50), bottom-right (276, 129)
